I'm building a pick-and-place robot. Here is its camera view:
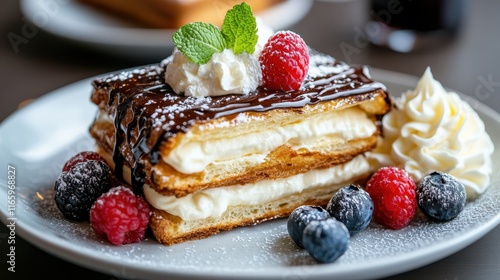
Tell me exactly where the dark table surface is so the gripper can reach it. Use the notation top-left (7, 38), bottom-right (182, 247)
top-left (1, 0), bottom-right (499, 279)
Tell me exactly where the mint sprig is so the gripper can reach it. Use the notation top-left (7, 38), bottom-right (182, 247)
top-left (222, 2), bottom-right (258, 55)
top-left (172, 22), bottom-right (226, 64)
top-left (172, 2), bottom-right (258, 64)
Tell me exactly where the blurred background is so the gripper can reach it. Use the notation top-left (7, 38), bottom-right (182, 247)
top-left (1, 0), bottom-right (500, 120)
top-left (1, 0), bottom-right (500, 279)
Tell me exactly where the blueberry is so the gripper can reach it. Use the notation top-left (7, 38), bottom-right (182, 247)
top-left (326, 184), bottom-right (373, 235)
top-left (302, 218), bottom-right (349, 263)
top-left (287, 205), bottom-right (330, 248)
top-left (417, 171), bottom-right (467, 221)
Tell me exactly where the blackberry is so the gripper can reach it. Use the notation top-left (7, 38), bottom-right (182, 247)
top-left (54, 160), bottom-right (111, 221)
top-left (302, 218), bottom-right (349, 263)
top-left (326, 184), bottom-right (373, 235)
top-left (417, 171), bottom-right (467, 221)
top-left (287, 205), bottom-right (330, 248)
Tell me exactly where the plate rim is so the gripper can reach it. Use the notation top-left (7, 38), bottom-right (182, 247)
top-left (1, 67), bottom-right (499, 280)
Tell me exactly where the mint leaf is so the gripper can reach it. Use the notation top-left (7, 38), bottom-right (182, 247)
top-left (172, 22), bottom-right (226, 64)
top-left (221, 2), bottom-right (258, 55)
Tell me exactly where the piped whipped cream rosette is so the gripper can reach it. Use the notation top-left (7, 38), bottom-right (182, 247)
top-left (368, 67), bottom-right (495, 199)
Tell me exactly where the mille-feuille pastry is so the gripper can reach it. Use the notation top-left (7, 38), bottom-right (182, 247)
top-left (88, 54), bottom-right (391, 244)
top-left (77, 0), bottom-right (284, 29)
top-left (88, 3), bottom-right (391, 245)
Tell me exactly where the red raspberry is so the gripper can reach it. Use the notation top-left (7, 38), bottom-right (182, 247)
top-left (90, 186), bottom-right (150, 245)
top-left (365, 167), bottom-right (417, 230)
top-left (63, 151), bottom-right (106, 172)
top-left (259, 31), bottom-right (309, 91)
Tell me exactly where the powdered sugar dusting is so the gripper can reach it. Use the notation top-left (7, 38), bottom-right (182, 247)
top-left (150, 95), bottom-right (212, 130)
top-left (7, 72), bottom-right (500, 279)
top-left (307, 51), bottom-right (351, 79)
top-left (104, 67), bottom-right (160, 83)
top-left (19, 149), bottom-right (500, 276)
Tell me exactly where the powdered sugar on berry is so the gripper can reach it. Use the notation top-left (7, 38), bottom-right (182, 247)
top-left (90, 186), bottom-right (150, 245)
top-left (259, 31), bottom-right (309, 91)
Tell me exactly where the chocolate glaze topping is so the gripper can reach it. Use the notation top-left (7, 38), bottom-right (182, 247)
top-left (92, 50), bottom-right (387, 193)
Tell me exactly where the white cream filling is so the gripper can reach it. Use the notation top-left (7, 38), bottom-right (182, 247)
top-left (164, 106), bottom-right (376, 174)
top-left (144, 154), bottom-right (371, 221)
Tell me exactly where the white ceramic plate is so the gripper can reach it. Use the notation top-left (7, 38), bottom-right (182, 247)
top-left (0, 68), bottom-right (499, 280)
top-left (19, 0), bottom-right (314, 60)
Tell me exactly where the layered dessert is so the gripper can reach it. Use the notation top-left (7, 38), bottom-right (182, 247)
top-left (87, 3), bottom-right (391, 245)
top-left (53, 2), bottom-right (494, 249)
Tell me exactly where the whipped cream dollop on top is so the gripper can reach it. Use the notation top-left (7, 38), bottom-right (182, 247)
top-left (165, 18), bottom-right (272, 97)
top-left (165, 49), bottom-right (261, 97)
top-left (368, 68), bottom-right (494, 199)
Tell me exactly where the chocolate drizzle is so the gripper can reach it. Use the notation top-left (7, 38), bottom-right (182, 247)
top-left (92, 51), bottom-right (387, 194)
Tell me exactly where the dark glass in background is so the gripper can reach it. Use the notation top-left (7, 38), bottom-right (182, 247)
top-left (367, 0), bottom-right (465, 52)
